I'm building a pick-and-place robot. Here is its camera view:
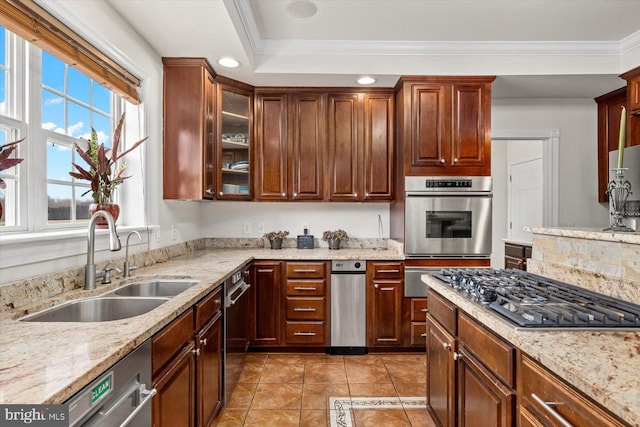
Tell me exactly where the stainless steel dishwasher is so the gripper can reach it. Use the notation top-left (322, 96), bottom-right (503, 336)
top-left (329, 260), bottom-right (367, 355)
top-left (66, 340), bottom-right (155, 427)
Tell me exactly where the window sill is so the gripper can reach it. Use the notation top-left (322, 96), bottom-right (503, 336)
top-left (0, 225), bottom-right (157, 245)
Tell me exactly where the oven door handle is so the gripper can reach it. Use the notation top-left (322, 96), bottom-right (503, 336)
top-left (405, 191), bottom-right (492, 197)
top-left (226, 282), bottom-right (250, 307)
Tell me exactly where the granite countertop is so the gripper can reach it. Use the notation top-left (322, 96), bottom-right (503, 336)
top-left (502, 238), bottom-right (533, 246)
top-left (525, 226), bottom-right (640, 244)
top-left (422, 275), bottom-right (640, 427)
top-left (0, 247), bottom-right (401, 405)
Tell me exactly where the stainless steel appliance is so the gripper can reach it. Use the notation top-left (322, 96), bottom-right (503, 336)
top-left (329, 260), bottom-right (367, 355)
top-left (404, 176), bottom-right (492, 258)
top-left (67, 340), bottom-right (154, 427)
top-left (224, 265), bottom-right (250, 404)
top-left (433, 268), bottom-right (640, 329)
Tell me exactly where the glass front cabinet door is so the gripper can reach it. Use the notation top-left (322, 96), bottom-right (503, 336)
top-left (217, 82), bottom-right (253, 199)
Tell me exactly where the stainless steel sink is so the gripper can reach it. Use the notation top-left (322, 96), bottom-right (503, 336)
top-left (109, 280), bottom-right (199, 298)
top-left (21, 297), bottom-right (169, 322)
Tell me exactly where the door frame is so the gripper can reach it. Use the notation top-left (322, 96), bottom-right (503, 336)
top-left (492, 129), bottom-right (559, 227)
top-left (508, 157), bottom-right (543, 240)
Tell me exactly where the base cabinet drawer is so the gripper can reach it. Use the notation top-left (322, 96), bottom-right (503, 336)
top-left (410, 322), bottom-right (427, 346)
top-left (519, 354), bottom-right (627, 427)
top-left (285, 297), bottom-right (325, 320)
top-left (285, 321), bottom-right (325, 344)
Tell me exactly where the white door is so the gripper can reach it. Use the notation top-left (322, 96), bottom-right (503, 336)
top-left (509, 158), bottom-right (543, 241)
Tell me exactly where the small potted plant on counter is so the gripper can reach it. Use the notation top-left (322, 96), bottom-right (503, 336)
top-left (264, 230), bottom-right (289, 249)
top-left (322, 229), bottom-right (348, 250)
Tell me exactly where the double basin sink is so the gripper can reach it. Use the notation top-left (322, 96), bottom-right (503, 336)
top-left (21, 279), bottom-right (199, 323)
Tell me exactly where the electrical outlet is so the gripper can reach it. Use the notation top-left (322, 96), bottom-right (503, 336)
top-left (243, 222), bottom-right (251, 234)
top-left (258, 223), bottom-right (265, 234)
top-left (171, 225), bottom-right (177, 241)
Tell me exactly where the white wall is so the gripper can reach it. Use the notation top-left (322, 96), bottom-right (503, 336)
top-left (200, 202), bottom-right (390, 239)
top-left (492, 98), bottom-right (609, 228)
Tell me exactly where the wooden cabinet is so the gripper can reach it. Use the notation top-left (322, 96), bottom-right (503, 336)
top-left (153, 342), bottom-right (196, 427)
top-left (327, 91), bottom-right (394, 201)
top-left (504, 242), bottom-right (532, 271)
top-left (426, 291), bottom-right (516, 427)
top-left (595, 87), bottom-right (627, 203)
top-left (152, 287), bottom-right (223, 427)
top-left (284, 261), bottom-right (329, 345)
top-left (426, 313), bottom-right (456, 427)
top-left (518, 353), bottom-right (627, 427)
top-left (162, 57), bottom-right (217, 200)
top-left (250, 260), bottom-right (283, 346)
top-left (396, 76), bottom-right (494, 177)
top-left (254, 91), bottom-right (325, 201)
top-left (621, 65), bottom-right (640, 114)
top-left (366, 261), bottom-right (403, 347)
top-left (216, 77), bottom-right (253, 200)
top-left (403, 297), bottom-right (428, 347)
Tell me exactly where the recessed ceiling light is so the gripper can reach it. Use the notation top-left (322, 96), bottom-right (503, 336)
top-left (357, 77), bottom-right (376, 85)
top-left (217, 57), bottom-right (240, 68)
top-left (286, 0), bottom-right (318, 18)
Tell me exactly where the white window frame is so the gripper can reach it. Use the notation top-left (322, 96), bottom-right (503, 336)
top-left (0, 26), bottom-right (143, 235)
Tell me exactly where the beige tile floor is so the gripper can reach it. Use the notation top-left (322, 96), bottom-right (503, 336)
top-left (213, 353), bottom-right (436, 427)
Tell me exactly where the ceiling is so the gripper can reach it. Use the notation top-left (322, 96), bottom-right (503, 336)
top-left (103, 0), bottom-right (640, 98)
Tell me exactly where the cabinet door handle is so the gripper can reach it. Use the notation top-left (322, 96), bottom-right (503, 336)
top-left (192, 348), bottom-right (200, 356)
top-left (440, 158), bottom-right (445, 164)
top-left (293, 192), bottom-right (297, 197)
top-left (454, 158), bottom-right (458, 163)
top-left (294, 286), bottom-right (317, 291)
top-left (453, 352), bottom-right (463, 361)
top-left (421, 308), bottom-right (428, 312)
top-left (442, 342), bottom-right (451, 350)
top-left (374, 283), bottom-right (379, 288)
top-left (420, 333), bottom-right (427, 337)
top-left (378, 269), bottom-right (400, 273)
top-left (294, 331), bottom-right (316, 336)
top-left (531, 393), bottom-right (573, 427)
top-left (200, 338), bottom-right (208, 346)
top-left (293, 307), bottom-right (316, 312)
top-left (219, 191), bottom-right (223, 196)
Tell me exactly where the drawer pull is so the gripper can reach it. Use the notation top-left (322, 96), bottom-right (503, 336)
top-left (294, 331), bottom-right (316, 336)
top-left (380, 287), bottom-right (395, 291)
top-left (531, 393), bottom-right (573, 427)
top-left (420, 333), bottom-right (427, 337)
top-left (293, 307), bottom-right (316, 312)
top-left (421, 308), bottom-right (428, 312)
top-left (442, 343), bottom-right (451, 350)
top-left (378, 269), bottom-right (400, 273)
top-left (294, 286), bottom-right (317, 291)
top-left (200, 338), bottom-right (207, 346)
top-left (192, 348), bottom-right (200, 356)
top-left (294, 269), bottom-right (317, 273)
top-left (453, 352), bottom-right (463, 361)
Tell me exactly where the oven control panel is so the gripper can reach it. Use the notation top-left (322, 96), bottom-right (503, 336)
top-left (425, 179), bottom-right (472, 188)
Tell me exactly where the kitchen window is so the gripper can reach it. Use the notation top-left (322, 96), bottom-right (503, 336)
top-left (0, 26), bottom-right (143, 232)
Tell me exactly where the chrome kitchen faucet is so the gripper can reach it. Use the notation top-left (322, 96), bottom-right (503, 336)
top-left (85, 210), bottom-right (121, 290)
top-left (123, 230), bottom-right (142, 278)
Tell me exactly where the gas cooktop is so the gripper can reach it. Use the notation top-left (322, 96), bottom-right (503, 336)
top-left (433, 269), bottom-right (640, 329)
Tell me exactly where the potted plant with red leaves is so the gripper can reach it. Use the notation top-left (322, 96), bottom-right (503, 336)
top-left (0, 138), bottom-right (25, 221)
top-left (69, 113), bottom-right (147, 227)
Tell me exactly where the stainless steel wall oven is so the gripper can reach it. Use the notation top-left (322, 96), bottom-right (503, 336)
top-left (404, 176), bottom-right (492, 258)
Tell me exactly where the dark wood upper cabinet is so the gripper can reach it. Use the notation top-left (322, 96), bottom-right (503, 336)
top-left (216, 78), bottom-right (253, 200)
top-left (396, 76), bottom-right (494, 177)
top-left (595, 87), bottom-right (627, 203)
top-left (290, 93), bottom-right (326, 200)
top-left (621, 66), bottom-right (640, 114)
top-left (254, 92), bottom-right (289, 200)
top-left (363, 93), bottom-right (394, 200)
top-left (327, 93), bottom-right (360, 201)
top-left (327, 90), bottom-right (395, 202)
top-left (162, 58), bottom-right (217, 200)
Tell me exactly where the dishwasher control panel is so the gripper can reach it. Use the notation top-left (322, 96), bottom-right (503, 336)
top-left (331, 260), bottom-right (366, 273)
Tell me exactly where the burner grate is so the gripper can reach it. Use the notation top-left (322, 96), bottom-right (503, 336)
top-left (433, 268), bottom-right (640, 329)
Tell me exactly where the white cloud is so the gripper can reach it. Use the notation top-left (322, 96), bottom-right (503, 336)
top-left (42, 122), bottom-right (58, 131)
top-left (67, 122), bottom-right (84, 137)
top-left (44, 97), bottom-right (63, 106)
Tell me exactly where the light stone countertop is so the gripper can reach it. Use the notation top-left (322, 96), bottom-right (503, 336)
top-left (422, 275), bottom-right (640, 427)
top-left (0, 247), bottom-right (401, 405)
top-left (526, 226), bottom-right (640, 244)
top-left (502, 238), bottom-right (533, 246)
